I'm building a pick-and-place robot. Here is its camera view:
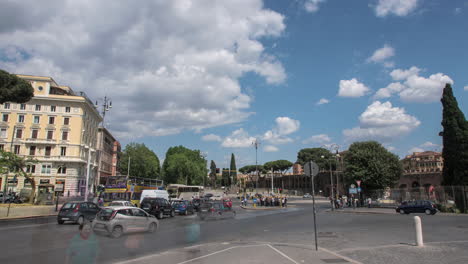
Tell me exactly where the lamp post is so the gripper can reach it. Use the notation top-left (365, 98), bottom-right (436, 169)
top-left (84, 146), bottom-right (95, 202)
top-left (252, 139), bottom-right (260, 193)
top-left (321, 155), bottom-right (334, 210)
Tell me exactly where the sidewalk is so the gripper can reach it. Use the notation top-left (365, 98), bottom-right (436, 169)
top-left (116, 241), bottom-right (361, 264)
top-left (326, 207), bottom-right (468, 216)
top-left (0, 204), bottom-right (58, 220)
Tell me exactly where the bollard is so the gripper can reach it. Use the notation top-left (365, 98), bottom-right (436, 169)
top-left (414, 216), bottom-right (424, 247)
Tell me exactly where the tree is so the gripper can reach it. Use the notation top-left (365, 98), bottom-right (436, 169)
top-left (221, 168), bottom-right (230, 186)
top-left (209, 160), bottom-right (217, 186)
top-left (0, 150), bottom-right (37, 203)
top-left (162, 146), bottom-right (207, 185)
top-left (0, 69), bottom-right (34, 104)
top-left (440, 84), bottom-right (468, 185)
top-left (230, 153), bottom-right (237, 185)
top-left (344, 141), bottom-right (402, 192)
top-left (297, 148), bottom-right (334, 170)
top-left (263, 160), bottom-right (293, 175)
top-left (118, 143), bottom-right (160, 179)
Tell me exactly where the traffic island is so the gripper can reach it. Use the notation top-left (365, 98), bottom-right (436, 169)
top-left (240, 205), bottom-right (294, 210)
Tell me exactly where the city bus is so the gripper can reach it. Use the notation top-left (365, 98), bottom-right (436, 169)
top-left (102, 176), bottom-right (164, 206)
top-left (166, 184), bottom-right (204, 200)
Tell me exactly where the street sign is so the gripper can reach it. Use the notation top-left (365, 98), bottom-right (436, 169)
top-left (55, 184), bottom-right (64, 192)
top-left (356, 180), bottom-right (361, 187)
top-left (357, 187), bottom-right (362, 192)
top-left (349, 188), bottom-right (357, 194)
top-left (350, 184), bottom-right (356, 188)
top-left (304, 161), bottom-right (319, 177)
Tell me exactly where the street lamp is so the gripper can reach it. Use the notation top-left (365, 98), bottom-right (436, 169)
top-left (84, 145), bottom-right (96, 202)
top-left (321, 155), bottom-right (334, 210)
top-left (252, 139), bottom-right (260, 193)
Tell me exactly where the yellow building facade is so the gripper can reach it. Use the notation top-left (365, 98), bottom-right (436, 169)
top-left (0, 75), bottom-right (102, 197)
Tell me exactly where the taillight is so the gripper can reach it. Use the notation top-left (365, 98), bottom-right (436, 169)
top-left (73, 204), bottom-right (80, 213)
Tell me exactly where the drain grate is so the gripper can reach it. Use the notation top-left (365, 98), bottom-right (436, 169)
top-left (321, 258), bottom-right (349, 263)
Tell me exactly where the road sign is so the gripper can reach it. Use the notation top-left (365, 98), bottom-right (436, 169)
top-left (349, 188), bottom-right (357, 194)
top-left (357, 187), bottom-right (362, 192)
top-left (350, 184), bottom-right (356, 188)
top-left (356, 180), bottom-right (361, 187)
top-left (304, 161), bottom-right (319, 177)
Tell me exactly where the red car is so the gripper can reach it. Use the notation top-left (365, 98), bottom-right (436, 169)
top-left (223, 198), bottom-right (232, 208)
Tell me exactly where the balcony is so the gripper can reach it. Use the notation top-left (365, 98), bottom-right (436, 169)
top-left (22, 155), bottom-right (87, 163)
top-left (25, 138), bottom-right (58, 145)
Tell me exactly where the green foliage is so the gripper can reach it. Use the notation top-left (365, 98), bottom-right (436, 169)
top-left (161, 145), bottom-right (207, 185)
top-left (296, 148), bottom-right (333, 170)
top-left (0, 69), bottom-right (34, 104)
top-left (239, 165), bottom-right (265, 174)
top-left (221, 168), bottom-right (230, 186)
top-left (440, 84), bottom-right (468, 185)
top-left (119, 143), bottom-right (160, 179)
top-left (209, 160), bottom-right (217, 185)
top-left (0, 150), bottom-right (37, 202)
top-left (230, 153), bottom-right (237, 184)
top-left (263, 160), bottom-right (293, 174)
top-left (344, 141), bottom-right (402, 191)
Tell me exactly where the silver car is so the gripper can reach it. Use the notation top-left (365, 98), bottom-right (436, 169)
top-left (92, 206), bottom-right (159, 238)
top-left (108, 200), bottom-right (135, 207)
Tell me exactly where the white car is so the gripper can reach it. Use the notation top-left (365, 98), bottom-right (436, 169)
top-left (108, 200), bottom-right (135, 207)
top-left (303, 193), bottom-right (312, 198)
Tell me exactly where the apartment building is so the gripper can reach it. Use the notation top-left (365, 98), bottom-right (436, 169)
top-left (96, 127), bottom-right (121, 185)
top-left (0, 74), bottom-right (101, 196)
top-left (399, 151), bottom-right (443, 188)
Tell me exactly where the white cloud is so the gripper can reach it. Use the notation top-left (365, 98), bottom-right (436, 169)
top-left (367, 44), bottom-right (395, 63)
top-left (386, 145), bottom-right (396, 152)
top-left (454, 7), bottom-right (462, 15)
top-left (408, 147), bottom-right (424, 154)
top-left (374, 0), bottom-right (419, 17)
top-left (202, 134), bottom-right (222, 142)
top-left (390, 66), bottom-right (421, 80)
top-left (338, 78), bottom-right (370, 97)
top-left (221, 128), bottom-right (256, 148)
top-left (0, 0), bottom-right (286, 139)
top-left (263, 116), bottom-right (300, 145)
top-left (316, 98), bottom-right (330, 105)
top-left (464, 85), bottom-right (468, 91)
top-left (302, 134), bottom-right (331, 144)
top-left (382, 67), bottom-right (454, 102)
top-left (263, 145), bottom-right (279, 152)
top-left (420, 141), bottom-right (439, 148)
top-left (304, 0), bottom-right (326, 13)
top-left (343, 101), bottom-right (420, 142)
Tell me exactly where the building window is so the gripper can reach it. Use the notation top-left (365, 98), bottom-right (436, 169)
top-left (33, 115), bottom-right (40, 124)
top-left (4, 103), bottom-right (10, 109)
top-left (41, 164), bottom-right (51, 174)
top-left (63, 117), bottom-right (70, 125)
top-left (51, 105), bottom-right (56, 112)
top-left (62, 131), bottom-right (68, 141)
top-left (18, 115), bottom-right (25, 123)
top-left (16, 128), bottom-right (23, 138)
top-left (48, 116), bottom-right (55, 124)
top-left (14, 145), bottom-right (20, 154)
top-left (47, 131), bottom-right (53, 140)
top-left (0, 128), bottom-right (6, 138)
top-left (57, 166), bottom-right (67, 174)
top-left (31, 129), bottom-right (38, 139)
top-left (65, 106), bottom-right (71, 113)
top-left (35, 105), bottom-right (41, 111)
top-left (2, 114), bottom-right (8, 122)
top-left (26, 165), bottom-right (36, 173)
top-left (0, 144), bottom-right (3, 151)
top-left (60, 147), bottom-right (66, 156)
top-left (45, 146), bottom-right (52, 156)
top-left (20, 104), bottom-right (26, 110)
top-left (29, 146), bottom-right (36, 155)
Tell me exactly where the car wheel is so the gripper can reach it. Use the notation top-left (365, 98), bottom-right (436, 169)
top-left (170, 210), bottom-right (175, 217)
top-left (399, 209), bottom-right (405, 215)
top-left (77, 216), bottom-right (84, 225)
top-left (57, 220), bottom-right (64, 225)
top-left (425, 209), bottom-right (432, 215)
top-left (148, 223), bottom-right (157, 233)
top-left (111, 226), bottom-right (123, 238)
top-left (157, 211), bottom-right (164, 219)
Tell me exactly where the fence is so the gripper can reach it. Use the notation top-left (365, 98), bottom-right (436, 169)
top-left (367, 186), bottom-right (468, 213)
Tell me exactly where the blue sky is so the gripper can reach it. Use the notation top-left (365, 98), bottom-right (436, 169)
top-left (1, 0), bottom-right (467, 169)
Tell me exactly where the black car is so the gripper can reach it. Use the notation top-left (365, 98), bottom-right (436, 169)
top-left (57, 201), bottom-right (101, 224)
top-left (140, 197), bottom-right (175, 219)
top-left (396, 200), bottom-right (437, 215)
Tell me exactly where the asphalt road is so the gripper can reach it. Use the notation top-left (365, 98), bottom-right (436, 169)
top-left (0, 198), bottom-right (467, 264)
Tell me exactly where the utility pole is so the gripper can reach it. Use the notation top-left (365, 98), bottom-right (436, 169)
top-left (252, 139), bottom-right (260, 193)
top-left (126, 156), bottom-right (131, 182)
top-left (84, 147), bottom-right (94, 202)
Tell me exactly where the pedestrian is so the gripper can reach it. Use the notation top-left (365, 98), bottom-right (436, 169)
top-left (367, 197), bottom-right (372, 208)
top-left (98, 197), bottom-right (104, 207)
top-left (65, 222), bottom-right (98, 264)
top-left (284, 197), bottom-right (287, 207)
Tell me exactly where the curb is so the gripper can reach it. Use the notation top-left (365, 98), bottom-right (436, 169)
top-left (240, 205), bottom-right (292, 211)
top-left (326, 209), bottom-right (468, 217)
top-left (0, 214), bottom-right (57, 221)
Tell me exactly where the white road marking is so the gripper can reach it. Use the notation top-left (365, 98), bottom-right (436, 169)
top-left (175, 244), bottom-right (268, 264)
top-left (267, 244), bottom-right (300, 264)
top-left (319, 247), bottom-right (363, 264)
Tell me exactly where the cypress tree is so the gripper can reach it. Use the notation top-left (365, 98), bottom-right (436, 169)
top-left (210, 160), bottom-right (217, 186)
top-left (230, 153), bottom-right (237, 185)
top-left (440, 84), bottom-right (468, 185)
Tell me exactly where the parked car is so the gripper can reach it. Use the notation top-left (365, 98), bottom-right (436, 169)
top-left (57, 201), bottom-right (101, 224)
top-left (396, 200), bottom-right (437, 215)
top-left (198, 201), bottom-right (236, 220)
top-left (140, 197), bottom-right (175, 219)
top-left (108, 200), bottom-right (135, 207)
top-left (172, 200), bottom-right (195, 215)
top-left (92, 206), bottom-right (159, 238)
top-left (303, 193), bottom-right (312, 199)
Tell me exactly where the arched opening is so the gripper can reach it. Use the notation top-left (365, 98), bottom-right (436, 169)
top-left (411, 181), bottom-right (420, 188)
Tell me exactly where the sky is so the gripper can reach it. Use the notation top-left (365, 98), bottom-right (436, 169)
top-left (1, 0), bottom-right (467, 169)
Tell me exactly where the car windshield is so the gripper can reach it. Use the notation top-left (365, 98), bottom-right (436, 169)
top-left (2, 1), bottom-right (468, 264)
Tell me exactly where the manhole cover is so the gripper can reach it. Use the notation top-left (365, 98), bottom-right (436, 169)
top-left (318, 232), bottom-right (337, 238)
top-left (321, 258), bottom-right (349, 263)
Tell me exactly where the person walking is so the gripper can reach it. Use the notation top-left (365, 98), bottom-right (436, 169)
top-left (367, 197), bottom-right (372, 208)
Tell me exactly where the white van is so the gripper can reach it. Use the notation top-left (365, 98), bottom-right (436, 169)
top-left (140, 190), bottom-right (169, 204)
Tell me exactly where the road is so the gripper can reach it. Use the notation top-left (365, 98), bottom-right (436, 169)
top-left (0, 198), bottom-right (467, 264)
